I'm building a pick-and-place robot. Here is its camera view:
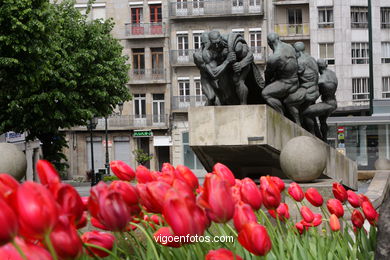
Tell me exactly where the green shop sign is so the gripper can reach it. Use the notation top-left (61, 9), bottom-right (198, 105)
top-left (133, 130), bottom-right (153, 137)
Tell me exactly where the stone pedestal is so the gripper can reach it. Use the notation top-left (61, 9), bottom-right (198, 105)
top-left (188, 105), bottom-right (357, 189)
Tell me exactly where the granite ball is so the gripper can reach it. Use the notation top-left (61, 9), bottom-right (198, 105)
top-left (280, 136), bottom-right (327, 182)
top-left (375, 158), bottom-right (390, 170)
top-left (0, 143), bottom-right (27, 180)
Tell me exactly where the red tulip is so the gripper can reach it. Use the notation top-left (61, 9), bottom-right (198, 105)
top-left (347, 190), bottom-right (361, 208)
top-left (233, 202), bottom-right (257, 231)
top-left (0, 174), bottom-right (19, 203)
top-left (240, 178), bottom-right (262, 210)
top-left (76, 212), bottom-right (88, 229)
top-left (137, 181), bottom-right (171, 213)
top-left (327, 199), bottom-right (344, 218)
top-left (36, 159), bottom-right (61, 186)
top-left (351, 210), bottom-right (365, 229)
top-left (0, 197), bottom-right (18, 246)
top-left (271, 176), bottom-right (285, 192)
top-left (300, 206), bottom-right (314, 223)
top-left (136, 165), bottom-right (156, 183)
top-left (159, 163), bottom-right (178, 185)
top-left (231, 185), bottom-right (242, 204)
top-left (260, 176), bottom-right (281, 209)
top-left (90, 217), bottom-right (110, 231)
top-left (312, 213), bottom-right (323, 227)
top-left (172, 179), bottom-right (194, 201)
top-left (14, 182), bottom-right (58, 240)
top-left (163, 188), bottom-right (207, 237)
top-left (50, 215), bottom-right (83, 259)
top-left (269, 203), bottom-right (290, 221)
top-left (198, 174), bottom-right (235, 223)
top-left (81, 196), bottom-right (89, 208)
top-left (361, 201), bottom-right (378, 222)
top-left (329, 214), bottom-right (340, 231)
top-left (153, 227), bottom-right (182, 248)
top-left (176, 165), bottom-right (199, 191)
top-left (305, 188), bottom-right (324, 207)
top-left (55, 183), bottom-right (85, 225)
top-left (332, 182), bottom-right (347, 202)
top-left (295, 222), bottom-right (306, 234)
top-left (238, 222), bottom-right (272, 256)
top-left (109, 181), bottom-right (140, 215)
top-left (288, 182), bottom-right (304, 202)
top-left (0, 237), bottom-right (52, 260)
top-left (206, 248), bottom-right (243, 260)
top-left (81, 231), bottom-right (115, 257)
top-left (359, 194), bottom-right (370, 203)
top-left (88, 182), bottom-right (109, 219)
top-left (110, 160), bottom-right (135, 181)
top-left (213, 163), bottom-right (235, 186)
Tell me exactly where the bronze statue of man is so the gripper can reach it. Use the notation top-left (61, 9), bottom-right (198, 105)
top-left (262, 33), bottom-right (302, 125)
top-left (302, 59), bottom-right (338, 141)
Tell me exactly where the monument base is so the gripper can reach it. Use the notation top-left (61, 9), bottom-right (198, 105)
top-left (188, 105), bottom-right (357, 189)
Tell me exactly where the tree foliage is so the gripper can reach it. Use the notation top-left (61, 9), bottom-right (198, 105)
top-left (0, 0), bottom-right (130, 170)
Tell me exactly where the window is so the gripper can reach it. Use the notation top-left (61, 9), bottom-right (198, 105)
top-left (318, 7), bottom-right (334, 28)
top-left (151, 48), bottom-right (164, 75)
top-left (352, 78), bottom-right (369, 101)
top-left (249, 30), bottom-right (262, 56)
top-left (351, 7), bottom-right (368, 29)
top-left (176, 0), bottom-right (188, 16)
top-left (76, 5), bottom-right (106, 21)
top-left (249, 0), bottom-right (261, 12)
top-left (383, 77), bottom-right (390, 98)
top-left (134, 94), bottom-right (146, 119)
top-left (195, 79), bottom-right (204, 104)
top-left (351, 42), bottom-right (369, 64)
top-left (179, 80), bottom-right (190, 103)
top-left (192, 0), bottom-right (204, 14)
top-left (382, 42), bottom-right (390, 63)
top-left (319, 43), bottom-right (335, 65)
top-left (182, 132), bottom-right (203, 170)
top-left (131, 7), bottom-right (143, 24)
top-left (149, 4), bottom-right (162, 23)
top-left (381, 8), bottom-right (390, 28)
top-left (152, 94), bottom-right (165, 124)
top-left (232, 29), bottom-right (245, 37)
top-left (288, 9), bottom-right (303, 34)
top-left (193, 33), bottom-right (203, 50)
top-left (132, 48), bottom-right (145, 75)
top-left (177, 33), bottom-right (189, 61)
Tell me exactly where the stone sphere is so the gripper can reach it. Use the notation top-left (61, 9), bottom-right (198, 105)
top-left (0, 143), bottom-right (27, 181)
top-left (280, 136), bottom-right (327, 182)
top-left (375, 158), bottom-right (390, 170)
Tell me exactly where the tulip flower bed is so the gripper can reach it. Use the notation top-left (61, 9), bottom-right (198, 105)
top-left (0, 160), bottom-right (379, 260)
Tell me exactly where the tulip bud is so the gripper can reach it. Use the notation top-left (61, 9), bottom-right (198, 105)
top-left (295, 222), bottom-right (306, 234)
top-left (347, 190), bottom-right (361, 208)
top-left (153, 227), bottom-right (182, 248)
top-left (351, 209), bottom-right (365, 229)
top-left (238, 222), bottom-right (272, 256)
top-left (288, 182), bottom-right (304, 202)
top-left (0, 197), bottom-right (18, 246)
top-left (110, 160), bottom-right (135, 181)
top-left (137, 181), bottom-right (171, 213)
top-left (332, 182), bottom-right (347, 202)
top-left (36, 159), bottom-right (61, 187)
top-left (55, 183), bottom-right (85, 225)
top-left (81, 231), bottom-right (115, 257)
top-left (260, 176), bottom-right (281, 209)
top-left (109, 181), bottom-right (140, 215)
top-left (176, 165), bottom-right (199, 191)
top-left (300, 206), bottom-right (314, 223)
top-left (271, 176), bottom-right (285, 192)
top-left (269, 203), bottom-right (290, 221)
top-left (329, 214), bottom-right (340, 231)
top-left (206, 248), bottom-right (243, 260)
top-left (240, 178), bottom-right (262, 210)
top-left (327, 199), bottom-right (344, 218)
top-left (0, 174), bottom-right (19, 203)
top-left (213, 163), bottom-right (236, 186)
top-left (136, 165), bottom-right (156, 183)
top-left (305, 188), bottom-right (323, 207)
top-left (361, 201), bottom-right (378, 222)
top-left (233, 202), bottom-right (257, 232)
top-left (0, 237), bottom-right (52, 260)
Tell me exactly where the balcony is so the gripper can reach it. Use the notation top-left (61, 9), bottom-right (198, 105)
top-left (250, 46), bottom-right (266, 62)
top-left (169, 0), bottom-right (263, 19)
top-left (171, 49), bottom-right (196, 66)
top-left (124, 23), bottom-right (166, 39)
top-left (129, 68), bottom-right (167, 84)
top-left (274, 23), bottom-right (310, 39)
top-left (108, 114), bottom-right (169, 129)
top-left (172, 96), bottom-right (207, 111)
top-left (273, 0), bottom-right (309, 5)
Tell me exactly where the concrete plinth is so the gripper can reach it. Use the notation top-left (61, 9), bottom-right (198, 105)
top-left (188, 105), bottom-right (357, 189)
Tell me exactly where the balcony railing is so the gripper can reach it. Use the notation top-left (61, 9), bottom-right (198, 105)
top-left (172, 96), bottom-right (207, 110)
top-left (171, 49), bottom-right (196, 66)
top-left (124, 23), bottom-right (166, 38)
top-left (169, 0), bottom-right (263, 18)
top-left (250, 46), bottom-right (266, 62)
top-left (108, 114), bottom-right (169, 128)
top-left (129, 68), bottom-right (166, 82)
top-left (274, 23), bottom-right (310, 37)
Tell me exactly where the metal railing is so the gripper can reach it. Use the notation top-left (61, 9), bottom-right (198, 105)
top-left (129, 68), bottom-right (166, 82)
top-left (108, 114), bottom-right (169, 128)
top-left (124, 22), bottom-right (166, 37)
top-left (274, 23), bottom-right (310, 37)
top-left (170, 49), bottom-right (196, 65)
top-left (172, 96), bottom-right (207, 110)
top-left (169, 0), bottom-right (263, 18)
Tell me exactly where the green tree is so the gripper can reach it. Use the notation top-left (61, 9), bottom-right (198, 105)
top-left (0, 0), bottom-right (130, 171)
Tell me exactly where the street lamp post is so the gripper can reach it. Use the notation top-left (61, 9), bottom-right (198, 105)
top-left (105, 116), bottom-right (110, 175)
top-left (88, 117), bottom-right (98, 186)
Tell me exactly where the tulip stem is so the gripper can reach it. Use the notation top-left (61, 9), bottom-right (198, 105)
top-left (11, 240), bottom-right (27, 260)
top-left (224, 223), bottom-right (238, 237)
top-left (44, 234), bottom-right (58, 260)
top-left (84, 243), bottom-right (122, 260)
top-left (130, 222), bottom-right (160, 260)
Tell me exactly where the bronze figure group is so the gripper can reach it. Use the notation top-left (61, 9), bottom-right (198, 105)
top-left (193, 31), bottom-right (338, 142)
